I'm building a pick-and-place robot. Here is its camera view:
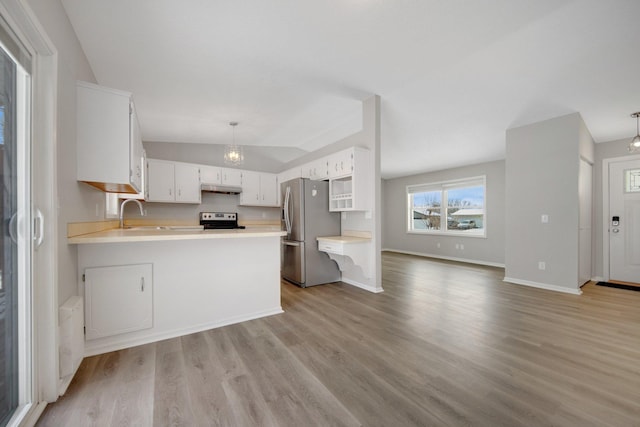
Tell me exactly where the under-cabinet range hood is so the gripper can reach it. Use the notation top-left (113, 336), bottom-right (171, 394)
top-left (200, 183), bottom-right (242, 194)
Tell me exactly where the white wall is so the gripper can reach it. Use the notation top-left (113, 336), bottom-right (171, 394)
top-left (26, 0), bottom-right (98, 306)
top-left (505, 112), bottom-right (593, 294)
top-left (144, 141), bottom-right (289, 173)
top-left (382, 160), bottom-right (506, 266)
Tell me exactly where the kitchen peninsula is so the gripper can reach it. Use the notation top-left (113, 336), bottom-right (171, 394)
top-left (69, 226), bottom-right (286, 356)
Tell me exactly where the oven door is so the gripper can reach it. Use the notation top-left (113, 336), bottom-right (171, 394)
top-left (281, 239), bottom-right (305, 285)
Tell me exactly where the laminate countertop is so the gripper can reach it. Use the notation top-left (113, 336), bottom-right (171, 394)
top-left (68, 226), bottom-right (286, 244)
top-left (316, 235), bottom-right (372, 244)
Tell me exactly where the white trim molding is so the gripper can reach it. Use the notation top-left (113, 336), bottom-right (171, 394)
top-left (503, 276), bottom-right (582, 295)
top-left (341, 277), bottom-right (384, 293)
top-left (383, 248), bottom-right (505, 268)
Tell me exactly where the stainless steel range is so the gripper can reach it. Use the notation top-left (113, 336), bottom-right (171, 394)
top-left (199, 212), bottom-right (246, 230)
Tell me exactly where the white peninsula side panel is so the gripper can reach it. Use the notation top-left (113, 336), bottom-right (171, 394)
top-left (77, 235), bottom-right (282, 356)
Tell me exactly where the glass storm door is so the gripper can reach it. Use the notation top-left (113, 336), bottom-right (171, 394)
top-left (0, 37), bottom-right (30, 426)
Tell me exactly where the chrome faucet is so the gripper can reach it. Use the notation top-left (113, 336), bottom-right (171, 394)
top-left (120, 198), bottom-right (145, 228)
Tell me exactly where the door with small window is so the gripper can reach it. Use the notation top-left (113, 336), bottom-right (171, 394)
top-left (609, 159), bottom-right (640, 283)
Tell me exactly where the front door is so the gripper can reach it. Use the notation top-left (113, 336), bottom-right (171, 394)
top-left (609, 158), bottom-right (640, 284)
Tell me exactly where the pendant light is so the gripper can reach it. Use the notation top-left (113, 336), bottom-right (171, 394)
top-left (224, 121), bottom-right (244, 166)
top-left (629, 112), bottom-right (640, 153)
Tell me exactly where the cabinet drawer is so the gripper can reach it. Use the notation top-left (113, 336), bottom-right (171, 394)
top-left (318, 240), bottom-right (344, 255)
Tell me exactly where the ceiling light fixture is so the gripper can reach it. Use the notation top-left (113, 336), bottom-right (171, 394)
top-left (629, 112), bottom-right (640, 153)
top-left (224, 121), bottom-right (244, 166)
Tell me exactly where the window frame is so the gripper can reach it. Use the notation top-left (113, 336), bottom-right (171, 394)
top-left (406, 175), bottom-right (487, 238)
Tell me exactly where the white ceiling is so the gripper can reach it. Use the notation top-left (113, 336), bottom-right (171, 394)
top-left (60, 0), bottom-right (640, 178)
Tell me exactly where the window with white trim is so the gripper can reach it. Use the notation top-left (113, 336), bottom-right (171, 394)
top-left (407, 176), bottom-right (486, 236)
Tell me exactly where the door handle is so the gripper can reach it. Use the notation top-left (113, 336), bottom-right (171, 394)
top-left (8, 213), bottom-right (18, 244)
top-left (33, 208), bottom-right (44, 249)
top-left (282, 241), bottom-right (300, 247)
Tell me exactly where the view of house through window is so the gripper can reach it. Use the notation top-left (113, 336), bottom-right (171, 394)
top-left (407, 176), bottom-right (486, 236)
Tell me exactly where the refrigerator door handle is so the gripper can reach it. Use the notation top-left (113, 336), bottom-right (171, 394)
top-left (284, 185), bottom-right (292, 235)
top-left (281, 240), bottom-right (300, 247)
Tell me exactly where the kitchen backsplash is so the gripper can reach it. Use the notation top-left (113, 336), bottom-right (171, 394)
top-left (124, 192), bottom-right (281, 223)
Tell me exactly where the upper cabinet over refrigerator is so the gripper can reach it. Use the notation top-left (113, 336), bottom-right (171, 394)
top-left (76, 81), bottom-right (144, 193)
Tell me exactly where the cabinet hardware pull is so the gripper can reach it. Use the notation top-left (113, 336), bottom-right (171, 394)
top-left (141, 277), bottom-right (145, 292)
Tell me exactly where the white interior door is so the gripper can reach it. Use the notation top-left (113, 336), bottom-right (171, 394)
top-left (609, 159), bottom-right (640, 283)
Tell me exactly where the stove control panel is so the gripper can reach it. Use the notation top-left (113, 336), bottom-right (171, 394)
top-left (200, 212), bottom-right (237, 222)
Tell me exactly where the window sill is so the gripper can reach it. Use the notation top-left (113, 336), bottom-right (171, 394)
top-left (406, 230), bottom-right (487, 239)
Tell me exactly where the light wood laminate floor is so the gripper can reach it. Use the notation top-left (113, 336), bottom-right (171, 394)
top-left (38, 252), bottom-right (640, 426)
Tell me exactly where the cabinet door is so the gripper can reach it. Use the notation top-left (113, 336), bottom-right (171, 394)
top-left (77, 82), bottom-right (134, 192)
top-left (301, 162), bottom-right (313, 179)
top-left (146, 159), bottom-right (175, 202)
top-left (85, 264), bottom-right (153, 340)
top-left (260, 173), bottom-right (278, 206)
top-left (200, 165), bottom-right (221, 184)
top-left (175, 163), bottom-right (201, 203)
top-left (240, 170), bottom-right (261, 205)
top-left (221, 168), bottom-right (243, 186)
top-left (329, 149), bottom-right (353, 178)
top-left (129, 104), bottom-right (144, 193)
top-left (312, 158), bottom-right (329, 180)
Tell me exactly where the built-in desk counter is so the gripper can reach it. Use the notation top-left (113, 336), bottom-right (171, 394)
top-left (317, 232), bottom-right (372, 278)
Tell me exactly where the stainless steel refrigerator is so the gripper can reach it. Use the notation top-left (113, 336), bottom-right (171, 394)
top-left (281, 178), bottom-right (341, 287)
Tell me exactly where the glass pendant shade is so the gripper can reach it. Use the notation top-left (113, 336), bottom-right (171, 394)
top-left (224, 144), bottom-right (244, 165)
top-left (224, 121), bottom-right (244, 166)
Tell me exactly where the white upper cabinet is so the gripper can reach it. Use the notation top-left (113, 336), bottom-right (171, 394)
top-left (303, 158), bottom-right (330, 181)
top-left (175, 163), bottom-right (202, 202)
top-left (240, 171), bottom-right (279, 207)
top-left (329, 148), bottom-right (356, 179)
top-left (221, 168), bottom-right (243, 187)
top-left (329, 147), bottom-right (370, 212)
top-left (239, 170), bottom-right (260, 205)
top-left (76, 81), bottom-right (144, 194)
top-left (146, 159), bottom-right (201, 203)
top-left (260, 173), bottom-right (278, 206)
top-left (146, 159), bottom-right (174, 202)
top-left (200, 165), bottom-right (221, 185)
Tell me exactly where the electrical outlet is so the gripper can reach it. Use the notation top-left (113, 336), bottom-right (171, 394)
top-left (538, 261), bottom-right (546, 270)
top-left (460, 244), bottom-right (464, 250)
top-left (436, 242), bottom-right (441, 248)
top-left (541, 214), bottom-right (549, 223)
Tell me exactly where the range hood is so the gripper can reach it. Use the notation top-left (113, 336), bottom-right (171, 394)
top-left (200, 183), bottom-right (242, 194)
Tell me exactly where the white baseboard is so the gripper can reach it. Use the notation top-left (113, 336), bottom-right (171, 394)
top-left (503, 277), bottom-right (582, 295)
top-left (382, 248), bottom-right (505, 268)
top-left (341, 277), bottom-right (384, 293)
top-left (84, 307), bottom-right (284, 357)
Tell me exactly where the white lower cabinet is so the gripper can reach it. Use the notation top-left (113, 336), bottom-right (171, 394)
top-left (84, 263), bottom-right (153, 340)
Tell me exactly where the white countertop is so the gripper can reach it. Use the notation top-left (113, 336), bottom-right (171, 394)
top-left (69, 226), bottom-right (286, 244)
